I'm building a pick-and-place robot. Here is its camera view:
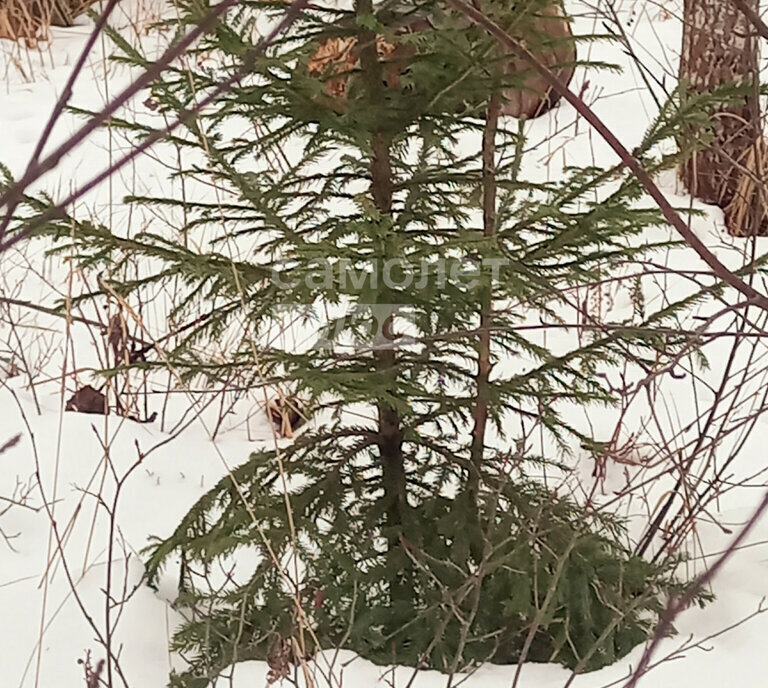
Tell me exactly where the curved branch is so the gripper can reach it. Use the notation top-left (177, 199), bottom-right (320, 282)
top-left (731, 0), bottom-right (768, 41)
top-left (447, 0), bottom-right (768, 311)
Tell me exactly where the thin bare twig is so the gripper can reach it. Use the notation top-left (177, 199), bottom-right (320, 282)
top-left (0, 0), bottom-right (312, 256)
top-left (623, 489), bottom-right (768, 688)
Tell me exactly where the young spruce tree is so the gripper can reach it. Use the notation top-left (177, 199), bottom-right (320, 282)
top-left (10, 0), bottom-right (715, 685)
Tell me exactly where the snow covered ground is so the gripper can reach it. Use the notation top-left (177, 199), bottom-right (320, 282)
top-left (2, 1), bottom-right (768, 686)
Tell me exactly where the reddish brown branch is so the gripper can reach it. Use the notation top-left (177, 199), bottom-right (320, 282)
top-left (731, 0), bottom-right (768, 41)
top-left (447, 0), bottom-right (768, 311)
top-left (0, 433), bottom-right (21, 455)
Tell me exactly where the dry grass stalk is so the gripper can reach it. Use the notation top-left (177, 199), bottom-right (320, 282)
top-left (267, 396), bottom-right (307, 439)
top-left (0, 0), bottom-right (102, 44)
top-left (724, 136), bottom-right (768, 236)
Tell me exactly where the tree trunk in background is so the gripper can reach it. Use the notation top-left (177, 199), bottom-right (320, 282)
top-left (679, 0), bottom-right (765, 236)
top-left (500, 0), bottom-right (576, 119)
top-left (307, 0), bottom-right (575, 121)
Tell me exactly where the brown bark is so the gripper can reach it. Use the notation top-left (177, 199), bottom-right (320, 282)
top-left (680, 0), bottom-right (766, 236)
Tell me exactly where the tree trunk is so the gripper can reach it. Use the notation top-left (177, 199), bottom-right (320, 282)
top-left (500, 0), bottom-right (576, 119)
top-left (679, 0), bottom-right (765, 236)
top-left (468, 96), bottom-right (500, 510)
top-left (356, 0), bottom-right (410, 603)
